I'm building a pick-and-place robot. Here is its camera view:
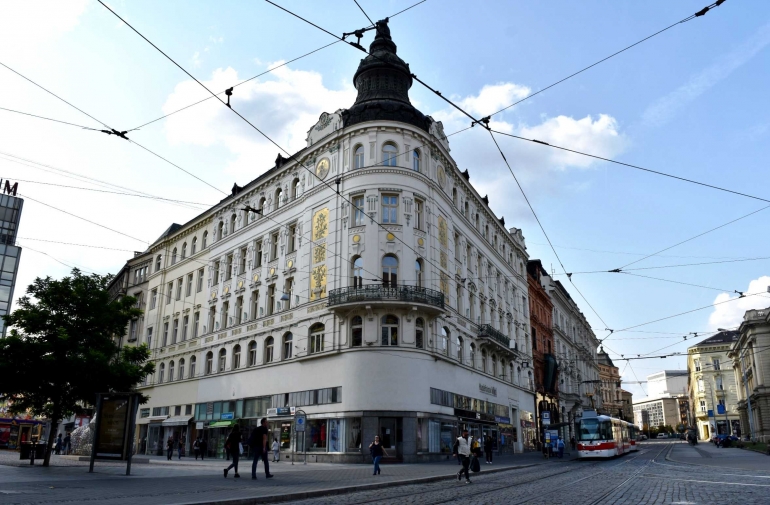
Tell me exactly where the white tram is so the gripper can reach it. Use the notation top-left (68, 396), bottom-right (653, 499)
top-left (576, 412), bottom-right (634, 458)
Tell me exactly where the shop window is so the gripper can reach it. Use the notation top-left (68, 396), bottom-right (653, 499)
top-left (415, 317), bottom-right (424, 349)
top-left (381, 314), bottom-right (399, 346)
top-left (351, 316), bottom-right (363, 347)
top-left (248, 340), bottom-right (257, 366)
top-left (348, 418), bottom-right (362, 450)
top-left (305, 419), bottom-right (327, 452)
top-left (282, 333), bottom-right (293, 360)
top-left (265, 337), bottom-right (274, 362)
top-left (232, 344), bottom-right (241, 369)
top-left (309, 324), bottom-right (325, 354)
top-left (218, 349), bottom-right (226, 372)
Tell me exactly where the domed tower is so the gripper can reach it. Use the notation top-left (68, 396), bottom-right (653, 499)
top-left (341, 18), bottom-right (430, 132)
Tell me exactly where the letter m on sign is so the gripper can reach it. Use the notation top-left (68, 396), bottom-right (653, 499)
top-left (3, 180), bottom-right (18, 196)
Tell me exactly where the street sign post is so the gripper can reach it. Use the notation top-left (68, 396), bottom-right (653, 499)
top-left (294, 410), bottom-right (307, 465)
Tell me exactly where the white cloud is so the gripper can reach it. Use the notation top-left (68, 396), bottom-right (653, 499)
top-left (192, 51), bottom-right (202, 68)
top-left (162, 63), bottom-right (356, 178)
top-left (707, 276), bottom-right (770, 330)
top-left (642, 21), bottom-right (770, 127)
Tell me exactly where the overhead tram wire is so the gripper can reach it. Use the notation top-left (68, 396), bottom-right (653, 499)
top-left (0, 61), bottom-right (226, 196)
top-left (553, 255), bottom-right (770, 275)
top-left (618, 271), bottom-right (747, 295)
top-left (485, 1), bottom-right (729, 119)
top-left (14, 237), bottom-right (136, 252)
top-left (0, 106), bottom-right (100, 130)
top-left (489, 129), bottom-right (770, 206)
top-left (353, 0), bottom-right (375, 26)
top-left (127, 0), bottom-right (427, 132)
top-left (18, 242), bottom-right (105, 276)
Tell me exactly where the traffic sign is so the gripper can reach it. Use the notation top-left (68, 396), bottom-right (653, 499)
top-left (295, 413), bottom-right (306, 433)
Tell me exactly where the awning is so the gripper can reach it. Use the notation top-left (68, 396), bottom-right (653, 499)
top-left (161, 416), bottom-right (193, 427)
top-left (147, 415), bottom-right (168, 423)
top-left (208, 420), bottom-right (236, 428)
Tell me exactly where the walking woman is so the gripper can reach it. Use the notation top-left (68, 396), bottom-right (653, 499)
top-left (368, 435), bottom-right (388, 476)
top-left (223, 425), bottom-right (241, 478)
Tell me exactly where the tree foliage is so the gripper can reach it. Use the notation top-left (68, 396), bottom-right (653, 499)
top-left (0, 269), bottom-right (154, 466)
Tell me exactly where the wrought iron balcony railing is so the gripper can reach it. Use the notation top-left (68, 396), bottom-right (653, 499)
top-left (328, 284), bottom-right (444, 309)
top-left (477, 324), bottom-right (511, 348)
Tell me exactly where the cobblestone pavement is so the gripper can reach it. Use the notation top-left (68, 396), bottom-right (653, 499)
top-left (285, 443), bottom-right (770, 505)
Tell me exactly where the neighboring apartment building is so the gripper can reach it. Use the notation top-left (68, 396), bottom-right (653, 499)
top-left (597, 348), bottom-right (622, 417)
top-left (544, 276), bottom-right (601, 439)
top-left (110, 20), bottom-right (537, 462)
top-left (0, 181), bottom-right (23, 336)
top-left (730, 307), bottom-right (770, 442)
top-left (688, 331), bottom-right (741, 440)
top-left (632, 397), bottom-right (680, 431)
top-left (620, 389), bottom-right (633, 422)
top-left (647, 370), bottom-right (688, 399)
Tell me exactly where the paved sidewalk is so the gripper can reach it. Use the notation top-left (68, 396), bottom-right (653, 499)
top-left (0, 450), bottom-right (574, 505)
top-left (667, 440), bottom-right (770, 471)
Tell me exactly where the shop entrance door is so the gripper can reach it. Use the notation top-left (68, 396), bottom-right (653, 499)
top-left (379, 417), bottom-right (401, 460)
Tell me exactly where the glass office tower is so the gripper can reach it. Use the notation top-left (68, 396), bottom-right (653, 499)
top-left (0, 193), bottom-right (22, 336)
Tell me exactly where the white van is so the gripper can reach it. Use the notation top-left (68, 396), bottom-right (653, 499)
top-left (657, 433), bottom-right (666, 439)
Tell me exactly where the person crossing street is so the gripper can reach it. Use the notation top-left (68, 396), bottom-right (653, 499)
top-left (452, 428), bottom-right (473, 484)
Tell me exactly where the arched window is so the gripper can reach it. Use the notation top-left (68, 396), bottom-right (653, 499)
top-left (181, 242), bottom-right (187, 259)
top-left (202, 231), bottom-right (208, 248)
top-left (351, 256), bottom-right (363, 288)
top-left (382, 143), bottom-right (398, 166)
top-left (470, 343), bottom-right (476, 368)
top-left (171, 248), bottom-right (177, 265)
top-left (415, 259), bottom-right (423, 288)
top-left (415, 318), bottom-right (424, 349)
top-left (412, 149), bottom-right (420, 171)
top-left (190, 355), bottom-right (196, 378)
top-left (282, 333), bottom-right (293, 360)
top-left (292, 178), bottom-right (301, 200)
top-left (381, 315), bottom-right (398, 346)
top-left (232, 344), bottom-right (241, 369)
top-left (168, 360), bottom-right (175, 382)
top-left (528, 370), bottom-right (533, 389)
top-left (248, 340), bottom-right (257, 366)
top-left (217, 221), bottom-right (224, 240)
top-left (275, 188), bottom-right (283, 211)
top-left (265, 337), bottom-right (274, 362)
top-left (351, 316), bottom-right (363, 347)
top-left (230, 214), bottom-right (237, 234)
top-left (382, 255), bottom-right (398, 287)
top-left (491, 354), bottom-right (498, 377)
top-left (155, 255), bottom-right (162, 272)
top-left (158, 363), bottom-right (165, 384)
top-left (191, 237), bottom-right (197, 255)
top-left (258, 197), bottom-right (267, 215)
top-left (452, 188), bottom-right (458, 206)
top-left (481, 350), bottom-right (488, 373)
top-left (218, 348), bottom-right (226, 372)
top-left (178, 358), bottom-right (185, 380)
top-left (457, 336), bottom-right (464, 362)
top-left (354, 145), bottom-right (364, 169)
top-left (309, 323), bottom-right (325, 354)
top-left (205, 352), bottom-right (213, 374)
top-left (441, 326), bottom-right (449, 355)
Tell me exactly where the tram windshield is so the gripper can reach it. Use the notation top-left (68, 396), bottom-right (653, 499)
top-left (579, 419), bottom-right (612, 441)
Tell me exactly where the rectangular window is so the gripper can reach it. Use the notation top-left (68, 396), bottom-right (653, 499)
top-left (162, 322), bottom-right (169, 347)
top-left (251, 290), bottom-right (259, 320)
top-left (128, 320), bottom-right (137, 341)
top-left (146, 327), bottom-right (153, 348)
top-left (235, 296), bottom-right (243, 325)
top-left (240, 247), bottom-right (247, 274)
top-left (267, 284), bottom-right (275, 316)
top-left (353, 196), bottom-right (365, 227)
top-left (288, 224), bottom-right (297, 253)
top-left (694, 359), bottom-right (701, 372)
top-left (712, 358), bottom-right (720, 371)
top-left (176, 279), bottom-right (182, 300)
top-left (186, 273), bottom-right (193, 297)
top-left (283, 278), bottom-right (293, 310)
top-left (182, 315), bottom-right (189, 341)
top-left (255, 241), bottom-right (263, 268)
top-left (225, 253), bottom-right (233, 281)
top-left (172, 319), bottom-right (179, 344)
top-left (193, 312), bottom-right (200, 338)
top-left (197, 268), bottom-right (204, 293)
top-left (166, 282), bottom-right (173, 304)
top-left (140, 408), bottom-right (150, 418)
top-left (271, 232), bottom-right (279, 261)
top-left (382, 195), bottom-right (398, 224)
top-left (213, 261), bottom-right (220, 283)
top-left (414, 199), bottom-right (424, 230)
top-left (150, 288), bottom-right (157, 309)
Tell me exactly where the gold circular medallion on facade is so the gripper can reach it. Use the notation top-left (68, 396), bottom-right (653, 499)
top-left (238, 280), bottom-right (244, 289)
top-left (223, 286), bottom-right (229, 294)
top-left (352, 234), bottom-right (360, 243)
top-left (417, 237), bottom-right (425, 247)
top-left (386, 233), bottom-right (395, 241)
top-left (287, 259), bottom-right (294, 268)
top-left (211, 291), bottom-right (217, 299)
top-left (315, 158), bottom-right (330, 180)
top-left (253, 273), bottom-right (259, 282)
top-left (270, 267), bottom-right (276, 276)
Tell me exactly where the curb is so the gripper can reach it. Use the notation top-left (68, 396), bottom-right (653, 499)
top-left (180, 462), bottom-right (544, 505)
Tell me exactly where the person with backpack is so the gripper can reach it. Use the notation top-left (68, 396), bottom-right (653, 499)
top-left (369, 435), bottom-right (388, 475)
top-left (223, 425), bottom-right (241, 478)
top-left (452, 428), bottom-right (473, 484)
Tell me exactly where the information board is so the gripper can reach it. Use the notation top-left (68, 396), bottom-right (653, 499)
top-left (95, 395), bottom-right (130, 459)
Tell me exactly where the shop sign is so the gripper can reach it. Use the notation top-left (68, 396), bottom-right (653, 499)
top-left (220, 412), bottom-right (234, 420)
top-left (196, 422), bottom-right (204, 429)
top-left (276, 407), bottom-right (291, 416)
top-left (479, 383), bottom-right (497, 397)
top-left (495, 416), bottom-right (511, 424)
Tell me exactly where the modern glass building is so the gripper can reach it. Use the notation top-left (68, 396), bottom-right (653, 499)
top-left (0, 192), bottom-right (23, 336)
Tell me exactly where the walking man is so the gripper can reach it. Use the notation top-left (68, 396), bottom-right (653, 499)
top-left (193, 437), bottom-right (201, 460)
top-left (557, 437), bottom-right (565, 459)
top-left (223, 425), bottom-right (241, 478)
top-left (199, 438), bottom-right (207, 460)
top-left (166, 437), bottom-right (173, 461)
top-left (483, 435), bottom-right (493, 464)
top-left (570, 436), bottom-right (576, 452)
top-left (248, 418), bottom-right (274, 480)
top-left (63, 432), bottom-right (71, 455)
top-left (452, 428), bottom-right (473, 484)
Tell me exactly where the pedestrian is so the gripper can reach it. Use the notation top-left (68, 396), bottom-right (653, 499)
top-left (570, 436), bottom-right (576, 451)
top-left (193, 437), bottom-right (201, 460)
top-left (369, 435), bottom-right (388, 476)
top-left (199, 438), bottom-right (207, 460)
top-left (54, 433), bottom-right (63, 455)
top-left (223, 425), bottom-right (241, 478)
top-left (178, 436), bottom-right (184, 460)
top-left (452, 428), bottom-right (473, 484)
top-left (166, 437), bottom-right (173, 461)
top-left (557, 437), bottom-right (565, 459)
top-left (64, 432), bottom-right (71, 455)
top-left (271, 438), bottom-right (280, 462)
top-left (248, 418), bottom-right (274, 480)
top-left (484, 435), bottom-right (493, 464)
top-left (543, 438), bottom-right (551, 459)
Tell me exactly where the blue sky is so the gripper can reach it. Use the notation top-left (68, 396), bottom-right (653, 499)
top-left (1, 0), bottom-right (769, 399)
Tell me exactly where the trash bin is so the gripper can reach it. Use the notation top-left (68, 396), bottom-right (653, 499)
top-left (19, 441), bottom-right (32, 460)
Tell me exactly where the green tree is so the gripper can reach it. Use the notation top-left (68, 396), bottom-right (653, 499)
top-left (0, 269), bottom-right (154, 466)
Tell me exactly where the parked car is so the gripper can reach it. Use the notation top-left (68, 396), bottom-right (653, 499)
top-left (639, 434), bottom-right (648, 441)
top-left (711, 434), bottom-right (739, 444)
top-left (657, 433), bottom-right (666, 439)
